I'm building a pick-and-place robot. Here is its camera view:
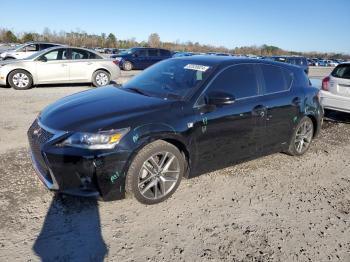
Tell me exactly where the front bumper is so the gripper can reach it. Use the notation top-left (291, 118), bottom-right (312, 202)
top-left (28, 119), bottom-right (131, 201)
top-left (320, 90), bottom-right (350, 113)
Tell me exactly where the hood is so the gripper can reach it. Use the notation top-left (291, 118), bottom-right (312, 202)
top-left (39, 86), bottom-right (173, 132)
top-left (0, 47), bottom-right (15, 54)
top-left (0, 59), bottom-right (25, 66)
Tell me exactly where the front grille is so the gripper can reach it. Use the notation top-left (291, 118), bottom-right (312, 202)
top-left (28, 119), bottom-right (54, 181)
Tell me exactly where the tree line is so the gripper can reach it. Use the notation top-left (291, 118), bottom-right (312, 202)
top-left (0, 28), bottom-right (348, 59)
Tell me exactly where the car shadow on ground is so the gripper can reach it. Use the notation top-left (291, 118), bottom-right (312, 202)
top-left (32, 194), bottom-right (107, 261)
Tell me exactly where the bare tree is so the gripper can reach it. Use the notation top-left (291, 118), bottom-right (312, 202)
top-left (148, 33), bottom-right (160, 48)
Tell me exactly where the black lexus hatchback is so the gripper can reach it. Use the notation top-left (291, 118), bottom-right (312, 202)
top-left (28, 56), bottom-right (323, 204)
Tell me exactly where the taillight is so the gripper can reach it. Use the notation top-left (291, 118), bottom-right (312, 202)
top-left (113, 60), bottom-right (120, 65)
top-left (322, 76), bottom-right (330, 91)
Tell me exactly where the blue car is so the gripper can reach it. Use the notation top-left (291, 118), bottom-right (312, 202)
top-left (111, 47), bottom-right (171, 71)
top-left (172, 52), bottom-right (194, 57)
top-left (267, 56), bottom-right (309, 74)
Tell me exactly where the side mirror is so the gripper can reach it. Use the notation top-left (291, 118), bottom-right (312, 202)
top-left (132, 53), bottom-right (138, 57)
top-left (37, 56), bottom-right (47, 62)
top-left (206, 91), bottom-right (235, 106)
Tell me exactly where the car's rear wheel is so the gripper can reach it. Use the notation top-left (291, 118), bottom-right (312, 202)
top-left (126, 140), bottom-right (184, 205)
top-left (8, 69), bottom-right (33, 90)
top-left (92, 70), bottom-right (110, 87)
top-left (286, 116), bottom-right (314, 156)
top-left (122, 61), bottom-right (133, 71)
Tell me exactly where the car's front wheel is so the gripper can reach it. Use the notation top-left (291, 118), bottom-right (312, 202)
top-left (126, 140), bottom-right (185, 204)
top-left (286, 116), bottom-right (314, 156)
top-left (8, 69), bottom-right (33, 90)
top-left (92, 70), bottom-right (110, 87)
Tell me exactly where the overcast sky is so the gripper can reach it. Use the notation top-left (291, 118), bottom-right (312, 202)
top-left (1, 0), bottom-right (349, 53)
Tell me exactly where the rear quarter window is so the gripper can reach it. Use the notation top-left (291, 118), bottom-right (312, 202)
top-left (331, 64), bottom-right (350, 79)
top-left (260, 64), bottom-right (293, 94)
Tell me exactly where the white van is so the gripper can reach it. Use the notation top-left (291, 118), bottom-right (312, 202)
top-left (0, 42), bottom-right (61, 60)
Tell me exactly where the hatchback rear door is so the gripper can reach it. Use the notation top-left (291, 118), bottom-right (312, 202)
top-left (330, 64), bottom-right (350, 98)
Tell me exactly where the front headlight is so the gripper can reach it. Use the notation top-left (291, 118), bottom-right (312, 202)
top-left (61, 128), bottom-right (130, 149)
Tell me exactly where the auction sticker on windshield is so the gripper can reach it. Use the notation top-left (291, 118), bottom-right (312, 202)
top-left (184, 64), bottom-right (210, 72)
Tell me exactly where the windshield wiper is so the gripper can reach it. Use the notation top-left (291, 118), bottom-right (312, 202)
top-left (125, 87), bottom-right (150, 97)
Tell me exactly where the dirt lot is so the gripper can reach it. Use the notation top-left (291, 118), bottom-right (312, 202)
top-left (0, 66), bottom-right (349, 261)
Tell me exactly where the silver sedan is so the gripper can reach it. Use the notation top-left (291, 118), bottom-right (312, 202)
top-left (0, 46), bottom-right (120, 90)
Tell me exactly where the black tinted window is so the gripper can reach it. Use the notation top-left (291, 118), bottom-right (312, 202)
top-left (331, 64), bottom-right (350, 79)
top-left (71, 49), bottom-right (101, 59)
top-left (136, 49), bottom-right (148, 57)
top-left (159, 49), bottom-right (170, 56)
top-left (148, 49), bottom-right (159, 56)
top-left (260, 64), bottom-right (292, 94)
top-left (294, 58), bottom-right (302, 65)
top-left (208, 64), bottom-right (259, 99)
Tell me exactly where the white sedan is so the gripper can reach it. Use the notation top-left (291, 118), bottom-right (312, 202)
top-left (320, 63), bottom-right (350, 113)
top-left (0, 46), bottom-right (120, 90)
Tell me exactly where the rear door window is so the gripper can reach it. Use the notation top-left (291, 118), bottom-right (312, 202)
top-left (260, 64), bottom-right (292, 94)
top-left (136, 49), bottom-right (148, 57)
top-left (207, 64), bottom-right (259, 99)
top-left (331, 64), bottom-right (350, 79)
top-left (70, 49), bottom-right (101, 59)
top-left (148, 49), bottom-right (159, 57)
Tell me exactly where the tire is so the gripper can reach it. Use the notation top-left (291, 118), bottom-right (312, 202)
top-left (286, 116), bottom-right (314, 156)
top-left (126, 140), bottom-right (185, 205)
top-left (122, 61), bottom-right (133, 71)
top-left (92, 70), bottom-right (110, 87)
top-left (8, 69), bottom-right (33, 90)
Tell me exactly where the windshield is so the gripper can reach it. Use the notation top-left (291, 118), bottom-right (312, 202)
top-left (123, 59), bottom-right (214, 100)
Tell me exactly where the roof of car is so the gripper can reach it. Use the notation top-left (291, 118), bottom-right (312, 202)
top-left (172, 55), bottom-right (305, 71)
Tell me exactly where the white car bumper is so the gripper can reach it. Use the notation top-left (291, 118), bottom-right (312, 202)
top-left (320, 90), bottom-right (350, 113)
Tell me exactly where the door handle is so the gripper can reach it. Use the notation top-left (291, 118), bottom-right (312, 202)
top-left (61, 64), bottom-right (68, 67)
top-left (292, 97), bottom-right (301, 106)
top-left (87, 62), bottom-right (93, 65)
top-left (252, 105), bottom-right (267, 117)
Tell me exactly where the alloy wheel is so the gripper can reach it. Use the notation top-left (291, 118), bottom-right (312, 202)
top-left (95, 73), bottom-right (109, 86)
top-left (295, 120), bottom-right (313, 153)
top-left (12, 73), bottom-right (29, 88)
top-left (138, 151), bottom-right (180, 200)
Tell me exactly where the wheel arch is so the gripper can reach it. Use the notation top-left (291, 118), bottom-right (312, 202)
top-left (125, 133), bottom-right (191, 181)
top-left (305, 113), bottom-right (318, 138)
top-left (7, 68), bottom-right (35, 86)
top-left (93, 68), bottom-right (111, 76)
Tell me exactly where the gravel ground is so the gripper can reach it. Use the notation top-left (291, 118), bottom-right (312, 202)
top-left (0, 66), bottom-right (349, 261)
